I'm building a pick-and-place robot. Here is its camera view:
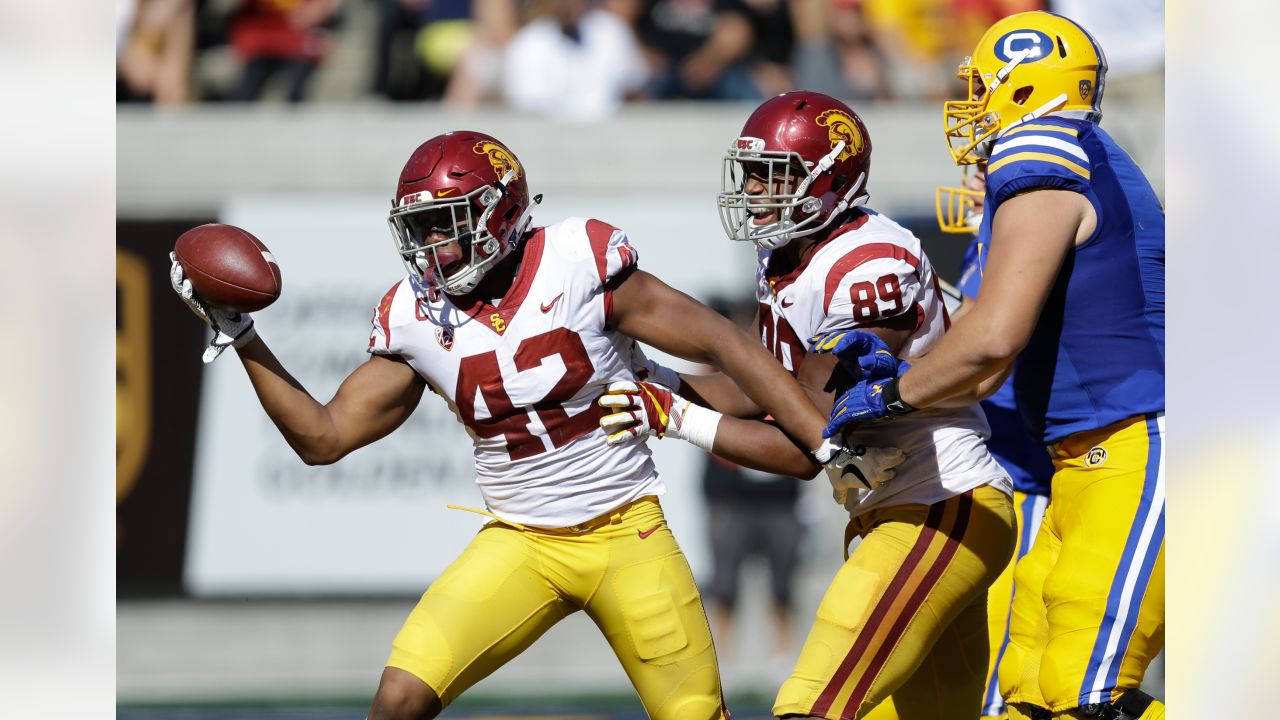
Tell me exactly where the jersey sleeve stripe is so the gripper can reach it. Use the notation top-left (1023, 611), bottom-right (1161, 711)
top-left (991, 135), bottom-right (1089, 163)
top-left (987, 151), bottom-right (1091, 180)
top-left (1000, 123), bottom-right (1079, 139)
top-left (585, 219), bottom-right (614, 283)
top-left (822, 242), bottom-right (921, 314)
top-left (374, 279), bottom-right (402, 350)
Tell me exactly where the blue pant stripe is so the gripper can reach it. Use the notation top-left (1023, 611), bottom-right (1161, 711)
top-left (1077, 414), bottom-right (1164, 705)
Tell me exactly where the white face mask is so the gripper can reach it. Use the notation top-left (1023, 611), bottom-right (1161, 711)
top-left (717, 142), bottom-right (868, 250)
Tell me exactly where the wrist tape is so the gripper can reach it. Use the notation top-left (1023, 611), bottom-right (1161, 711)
top-left (672, 400), bottom-right (721, 452)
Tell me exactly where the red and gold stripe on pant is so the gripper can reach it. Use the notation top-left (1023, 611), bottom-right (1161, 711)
top-left (811, 492), bottom-right (974, 720)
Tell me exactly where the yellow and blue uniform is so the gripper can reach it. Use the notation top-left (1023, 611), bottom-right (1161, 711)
top-left (985, 116), bottom-right (1165, 443)
top-left (982, 115), bottom-right (1166, 715)
top-left (958, 237), bottom-right (1054, 719)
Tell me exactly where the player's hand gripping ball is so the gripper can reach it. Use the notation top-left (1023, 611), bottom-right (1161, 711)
top-left (173, 223), bottom-right (282, 313)
top-left (171, 223), bottom-right (279, 363)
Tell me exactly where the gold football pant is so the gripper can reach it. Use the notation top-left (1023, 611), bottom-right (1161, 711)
top-left (1000, 414), bottom-right (1165, 715)
top-left (385, 496), bottom-right (727, 720)
top-left (774, 484), bottom-right (1015, 720)
top-left (978, 490), bottom-right (1051, 718)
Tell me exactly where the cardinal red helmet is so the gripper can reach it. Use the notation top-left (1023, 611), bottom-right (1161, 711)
top-left (717, 91), bottom-right (873, 249)
top-left (388, 131), bottom-right (535, 295)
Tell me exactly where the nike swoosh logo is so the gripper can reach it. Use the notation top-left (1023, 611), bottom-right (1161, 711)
top-left (780, 297), bottom-right (794, 308)
top-left (637, 524), bottom-right (661, 539)
top-left (436, 188), bottom-right (457, 197)
top-left (541, 293), bottom-right (564, 313)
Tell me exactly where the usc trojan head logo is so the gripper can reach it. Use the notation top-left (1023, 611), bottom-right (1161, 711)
top-left (815, 109), bottom-right (865, 162)
top-left (473, 141), bottom-right (522, 182)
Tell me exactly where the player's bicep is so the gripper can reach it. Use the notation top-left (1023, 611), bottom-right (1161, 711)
top-left (326, 353), bottom-right (427, 452)
top-left (609, 269), bottom-right (742, 364)
top-left (977, 189), bottom-right (1086, 350)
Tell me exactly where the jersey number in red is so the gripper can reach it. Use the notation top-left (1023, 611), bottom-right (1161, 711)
top-left (848, 273), bottom-right (904, 321)
top-left (454, 328), bottom-right (599, 460)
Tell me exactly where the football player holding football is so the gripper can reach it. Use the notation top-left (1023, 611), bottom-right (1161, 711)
top-left (600, 91), bottom-right (1018, 720)
top-left (170, 130), bottom-right (905, 720)
top-left (824, 12), bottom-right (1166, 720)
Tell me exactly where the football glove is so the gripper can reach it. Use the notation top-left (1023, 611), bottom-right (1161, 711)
top-left (809, 329), bottom-right (910, 382)
top-left (598, 380), bottom-right (721, 451)
top-left (812, 437), bottom-right (905, 501)
top-left (824, 378), bottom-right (891, 437)
top-left (170, 252), bottom-right (257, 364)
top-left (598, 380), bottom-right (685, 444)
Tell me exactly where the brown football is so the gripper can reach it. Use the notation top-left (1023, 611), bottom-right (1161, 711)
top-left (174, 223), bottom-right (282, 313)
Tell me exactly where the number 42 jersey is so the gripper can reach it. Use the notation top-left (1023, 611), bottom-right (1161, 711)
top-left (368, 217), bottom-right (663, 529)
top-left (758, 210), bottom-right (1011, 516)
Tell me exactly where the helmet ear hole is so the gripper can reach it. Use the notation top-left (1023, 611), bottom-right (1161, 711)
top-left (832, 175), bottom-right (848, 192)
top-left (1056, 35), bottom-right (1068, 58)
top-left (1012, 86), bottom-right (1034, 105)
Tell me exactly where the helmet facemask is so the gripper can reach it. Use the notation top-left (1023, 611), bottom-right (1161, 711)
top-left (943, 60), bottom-right (1002, 165)
top-left (935, 166), bottom-right (986, 233)
top-left (388, 179), bottom-right (510, 296)
top-left (718, 141), bottom-right (866, 250)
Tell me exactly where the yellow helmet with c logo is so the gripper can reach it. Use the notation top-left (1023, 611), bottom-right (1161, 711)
top-left (944, 11), bottom-right (1107, 165)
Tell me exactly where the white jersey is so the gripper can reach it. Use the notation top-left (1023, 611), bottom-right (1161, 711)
top-left (757, 210), bottom-right (1011, 517)
top-left (368, 217), bottom-right (663, 528)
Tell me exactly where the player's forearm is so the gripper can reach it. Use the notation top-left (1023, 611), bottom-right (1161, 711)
top-left (704, 336), bottom-right (827, 451)
top-left (927, 358), bottom-right (1014, 407)
top-left (897, 310), bottom-right (1019, 409)
top-left (235, 336), bottom-right (343, 465)
top-left (678, 372), bottom-right (763, 418)
top-left (710, 416), bottom-right (821, 479)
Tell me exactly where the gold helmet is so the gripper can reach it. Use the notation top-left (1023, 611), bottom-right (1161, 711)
top-left (944, 11), bottom-right (1107, 165)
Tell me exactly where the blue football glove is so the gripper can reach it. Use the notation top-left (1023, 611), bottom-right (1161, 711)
top-left (810, 329), bottom-right (909, 381)
top-left (823, 377), bottom-right (895, 438)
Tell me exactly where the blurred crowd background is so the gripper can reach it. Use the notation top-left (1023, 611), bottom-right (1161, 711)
top-left (113, 0), bottom-right (1166, 712)
top-left (117, 0), bottom-right (1164, 116)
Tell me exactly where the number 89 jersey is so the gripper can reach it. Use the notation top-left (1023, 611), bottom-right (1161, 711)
top-left (759, 210), bottom-right (1010, 515)
top-left (368, 217), bottom-right (664, 529)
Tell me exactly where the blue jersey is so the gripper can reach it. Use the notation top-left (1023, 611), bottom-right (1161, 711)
top-left (958, 238), bottom-right (1053, 496)
top-left (984, 116), bottom-right (1165, 444)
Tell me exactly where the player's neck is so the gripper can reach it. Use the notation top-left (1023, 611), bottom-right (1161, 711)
top-left (470, 238), bottom-right (527, 304)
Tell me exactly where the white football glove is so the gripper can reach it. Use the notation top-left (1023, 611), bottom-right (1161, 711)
top-left (597, 380), bottom-right (721, 451)
top-left (813, 437), bottom-right (906, 503)
top-left (170, 252), bottom-right (257, 364)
